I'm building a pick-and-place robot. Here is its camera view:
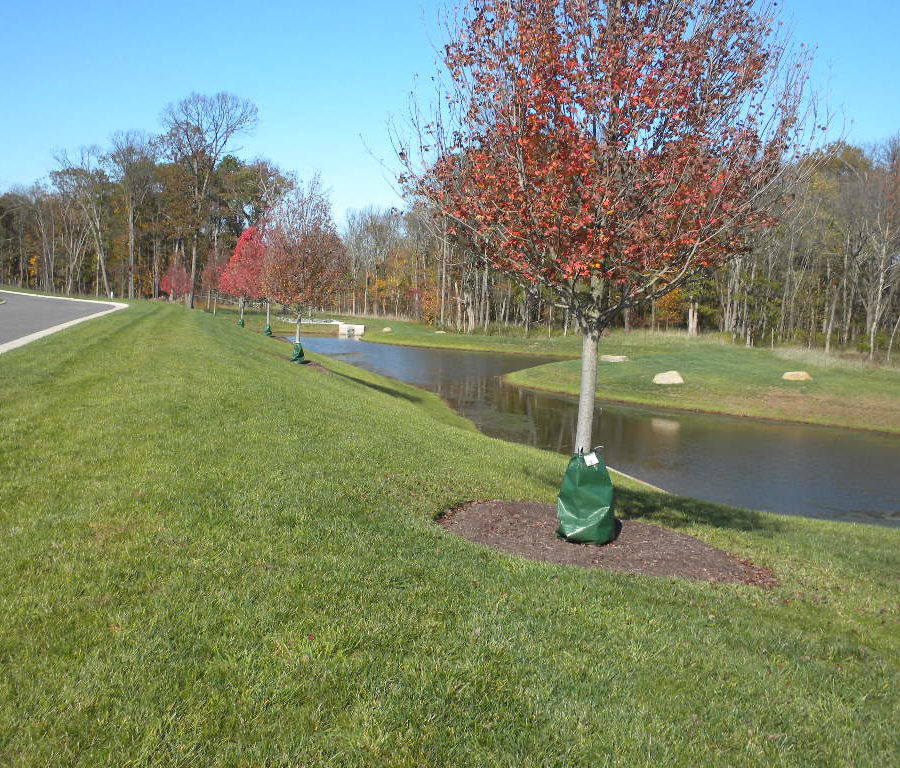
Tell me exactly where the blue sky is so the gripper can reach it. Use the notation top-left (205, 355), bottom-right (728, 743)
top-left (1, 0), bottom-right (898, 221)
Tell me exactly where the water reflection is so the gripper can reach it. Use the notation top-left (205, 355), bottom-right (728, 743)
top-left (302, 335), bottom-right (900, 527)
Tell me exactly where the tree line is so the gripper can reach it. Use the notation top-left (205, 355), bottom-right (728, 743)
top-left (344, 141), bottom-right (900, 363)
top-left (2, 96), bottom-right (898, 362)
top-left (0, 92), bottom-right (290, 305)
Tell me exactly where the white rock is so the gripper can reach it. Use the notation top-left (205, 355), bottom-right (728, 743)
top-left (653, 370), bottom-right (684, 385)
top-left (601, 354), bottom-right (629, 363)
top-left (782, 370), bottom-right (812, 381)
top-left (435, 330), bottom-right (446, 334)
top-left (382, 327), bottom-right (392, 332)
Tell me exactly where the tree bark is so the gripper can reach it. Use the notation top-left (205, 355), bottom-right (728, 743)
top-left (886, 312), bottom-right (900, 364)
top-left (688, 299), bottom-right (699, 336)
top-left (573, 328), bottom-right (600, 454)
top-left (127, 201), bottom-right (135, 299)
top-left (185, 236), bottom-right (197, 308)
top-left (824, 290), bottom-right (838, 354)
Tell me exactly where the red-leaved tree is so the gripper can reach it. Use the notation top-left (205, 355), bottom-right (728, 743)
top-left (262, 177), bottom-right (347, 338)
top-left (160, 260), bottom-right (192, 300)
top-left (401, 0), bottom-right (817, 452)
top-left (220, 225), bottom-right (267, 302)
top-left (201, 253), bottom-right (225, 296)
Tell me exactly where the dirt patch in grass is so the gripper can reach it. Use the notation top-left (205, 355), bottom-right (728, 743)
top-left (440, 500), bottom-right (777, 586)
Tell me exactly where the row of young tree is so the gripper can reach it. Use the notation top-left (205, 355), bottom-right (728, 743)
top-left (1, 58), bottom-right (897, 366)
top-left (218, 176), bottom-right (346, 325)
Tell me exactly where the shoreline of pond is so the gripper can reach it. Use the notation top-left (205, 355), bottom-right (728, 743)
top-left (502, 374), bottom-right (900, 438)
top-left (350, 332), bottom-right (900, 437)
top-left (293, 334), bottom-right (900, 527)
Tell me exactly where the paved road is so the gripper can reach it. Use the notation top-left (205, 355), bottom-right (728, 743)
top-left (0, 291), bottom-right (122, 348)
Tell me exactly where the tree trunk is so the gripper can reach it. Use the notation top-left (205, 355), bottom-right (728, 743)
top-left (886, 312), bottom-right (900, 364)
top-left (482, 267), bottom-right (491, 333)
top-left (573, 328), bottom-right (600, 454)
top-left (185, 236), bottom-right (197, 308)
top-left (127, 202), bottom-right (135, 299)
top-left (824, 290), bottom-right (838, 354)
top-left (363, 274), bottom-right (369, 315)
top-left (869, 320), bottom-right (878, 362)
top-left (688, 300), bottom-right (699, 337)
top-left (152, 233), bottom-right (160, 298)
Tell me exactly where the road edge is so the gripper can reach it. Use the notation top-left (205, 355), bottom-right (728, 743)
top-left (0, 290), bottom-right (129, 355)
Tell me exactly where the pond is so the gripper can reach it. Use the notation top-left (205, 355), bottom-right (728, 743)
top-left (301, 335), bottom-right (900, 528)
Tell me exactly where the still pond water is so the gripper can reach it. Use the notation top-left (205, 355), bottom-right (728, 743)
top-left (301, 336), bottom-right (900, 528)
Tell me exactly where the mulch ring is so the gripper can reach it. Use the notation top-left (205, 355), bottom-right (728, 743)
top-left (439, 500), bottom-right (777, 587)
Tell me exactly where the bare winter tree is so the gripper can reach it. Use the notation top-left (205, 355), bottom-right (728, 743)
top-left (107, 131), bottom-right (157, 298)
top-left (161, 92), bottom-right (258, 308)
top-left (52, 147), bottom-right (113, 297)
top-left (859, 137), bottom-right (900, 360)
top-left (344, 207), bottom-right (402, 315)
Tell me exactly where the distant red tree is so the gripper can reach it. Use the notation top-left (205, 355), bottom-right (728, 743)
top-left (160, 260), bottom-right (192, 299)
top-left (220, 225), bottom-right (267, 300)
top-left (201, 254), bottom-right (225, 294)
top-left (262, 177), bottom-right (347, 324)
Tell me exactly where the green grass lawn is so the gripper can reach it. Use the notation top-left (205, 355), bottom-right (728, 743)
top-left (1, 301), bottom-right (898, 766)
top-left (503, 333), bottom-right (900, 433)
top-left (271, 309), bottom-right (900, 434)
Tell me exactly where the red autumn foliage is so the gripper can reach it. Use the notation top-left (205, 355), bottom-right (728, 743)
top-left (220, 225), bottom-right (267, 300)
top-left (262, 177), bottom-right (347, 316)
top-left (160, 260), bottom-right (192, 298)
top-left (401, 0), bottom-right (813, 333)
top-left (201, 252), bottom-right (226, 294)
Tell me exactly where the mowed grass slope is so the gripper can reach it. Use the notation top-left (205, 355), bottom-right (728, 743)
top-left (1, 302), bottom-right (898, 767)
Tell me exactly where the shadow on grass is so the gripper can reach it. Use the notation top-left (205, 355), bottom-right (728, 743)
top-left (329, 370), bottom-right (424, 404)
top-left (526, 468), bottom-right (780, 534)
top-left (616, 486), bottom-right (782, 534)
top-left (269, 335), bottom-right (421, 402)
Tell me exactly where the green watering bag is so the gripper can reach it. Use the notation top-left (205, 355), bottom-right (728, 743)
top-left (557, 450), bottom-right (616, 544)
top-left (263, 324), bottom-right (273, 337)
top-left (290, 342), bottom-right (306, 363)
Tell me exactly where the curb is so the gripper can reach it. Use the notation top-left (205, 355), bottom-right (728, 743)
top-left (0, 290), bottom-right (128, 355)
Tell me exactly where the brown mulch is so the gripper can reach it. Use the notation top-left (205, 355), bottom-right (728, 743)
top-left (439, 500), bottom-right (777, 587)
